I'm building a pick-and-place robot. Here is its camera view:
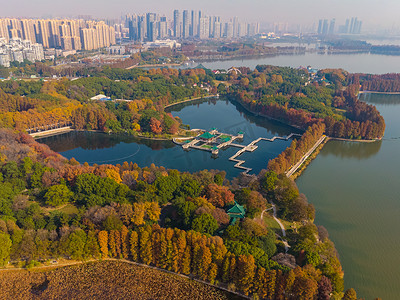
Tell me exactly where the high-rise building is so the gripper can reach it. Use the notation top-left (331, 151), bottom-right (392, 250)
top-left (329, 19), bottom-right (335, 35)
top-left (199, 16), bottom-right (209, 39)
top-left (146, 13), bottom-right (156, 41)
top-left (213, 21), bottom-right (221, 38)
top-left (232, 16), bottom-right (239, 38)
top-left (173, 10), bottom-right (181, 38)
top-left (159, 17), bottom-right (168, 39)
top-left (182, 10), bottom-right (190, 38)
top-left (318, 19), bottom-right (323, 35)
top-left (190, 10), bottom-right (200, 37)
top-left (322, 19), bottom-right (329, 35)
top-left (225, 22), bottom-right (234, 38)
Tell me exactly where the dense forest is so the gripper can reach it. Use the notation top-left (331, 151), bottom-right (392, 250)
top-left (0, 68), bottom-right (213, 136)
top-left (0, 128), bottom-right (363, 299)
top-left (228, 66), bottom-right (385, 140)
top-left (0, 64), bottom-right (386, 141)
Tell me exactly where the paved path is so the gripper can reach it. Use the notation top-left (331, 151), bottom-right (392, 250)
top-left (261, 204), bottom-right (290, 253)
top-left (286, 135), bottom-right (326, 177)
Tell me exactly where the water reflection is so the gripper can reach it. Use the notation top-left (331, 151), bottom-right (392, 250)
top-left (38, 131), bottom-right (175, 153)
top-left (167, 97), bottom-right (302, 140)
top-left (321, 140), bottom-right (382, 160)
top-left (360, 93), bottom-right (400, 105)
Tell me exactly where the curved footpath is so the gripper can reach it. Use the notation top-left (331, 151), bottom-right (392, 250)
top-left (261, 205), bottom-right (290, 253)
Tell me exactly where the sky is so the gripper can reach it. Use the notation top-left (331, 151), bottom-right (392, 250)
top-left (0, 0), bottom-right (398, 28)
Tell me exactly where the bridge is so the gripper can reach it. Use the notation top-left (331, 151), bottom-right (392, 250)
top-left (27, 122), bottom-right (74, 138)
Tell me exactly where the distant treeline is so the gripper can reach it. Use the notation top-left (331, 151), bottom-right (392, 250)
top-left (355, 73), bottom-right (400, 93)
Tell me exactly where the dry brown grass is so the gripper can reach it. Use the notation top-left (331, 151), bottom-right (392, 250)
top-left (0, 260), bottom-right (241, 300)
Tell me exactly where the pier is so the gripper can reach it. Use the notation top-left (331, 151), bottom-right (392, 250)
top-left (174, 129), bottom-right (302, 174)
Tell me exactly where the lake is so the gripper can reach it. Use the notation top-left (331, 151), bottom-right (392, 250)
top-left (39, 98), bottom-right (299, 179)
top-left (198, 52), bottom-right (400, 74)
top-left (296, 93), bottom-right (400, 300)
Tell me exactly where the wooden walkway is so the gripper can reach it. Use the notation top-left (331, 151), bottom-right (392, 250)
top-left (228, 133), bottom-right (302, 174)
top-left (174, 130), bottom-right (302, 174)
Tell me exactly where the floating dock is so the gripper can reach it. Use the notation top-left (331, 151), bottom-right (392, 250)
top-left (173, 130), bottom-right (301, 174)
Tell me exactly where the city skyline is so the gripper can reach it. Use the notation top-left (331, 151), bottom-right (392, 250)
top-left (0, 0), bottom-right (399, 30)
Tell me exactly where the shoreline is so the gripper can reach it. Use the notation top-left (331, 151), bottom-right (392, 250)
top-left (229, 97), bottom-right (305, 132)
top-left (359, 90), bottom-right (400, 95)
top-left (164, 94), bottom-right (217, 109)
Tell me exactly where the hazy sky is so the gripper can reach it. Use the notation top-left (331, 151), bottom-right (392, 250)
top-left (0, 0), bottom-right (398, 27)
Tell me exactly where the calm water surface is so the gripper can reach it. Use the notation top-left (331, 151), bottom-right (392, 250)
top-left (39, 98), bottom-right (299, 179)
top-left (297, 93), bottom-right (400, 300)
top-left (200, 52), bottom-right (400, 74)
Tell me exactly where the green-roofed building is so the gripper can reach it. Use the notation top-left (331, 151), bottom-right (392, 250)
top-left (220, 137), bottom-right (231, 142)
top-left (199, 132), bottom-right (215, 140)
top-left (227, 202), bottom-right (246, 224)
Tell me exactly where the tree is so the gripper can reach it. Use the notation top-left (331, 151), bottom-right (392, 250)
top-left (120, 225), bottom-right (129, 259)
top-left (67, 230), bottom-right (87, 260)
top-left (84, 230), bottom-right (100, 258)
top-left (235, 254), bottom-right (256, 295)
top-left (204, 183), bottom-right (234, 208)
top-left (98, 230), bottom-right (108, 258)
top-left (109, 230), bottom-right (117, 257)
top-left (191, 214), bottom-right (218, 235)
top-left (130, 230), bottom-right (138, 261)
top-left (131, 202), bottom-right (146, 226)
top-left (139, 227), bottom-right (152, 264)
top-left (342, 288), bottom-right (357, 300)
top-left (149, 117), bottom-right (162, 134)
top-left (317, 276), bottom-right (332, 300)
top-left (291, 276), bottom-right (319, 300)
top-left (0, 231), bottom-right (12, 266)
top-left (103, 214), bottom-right (123, 231)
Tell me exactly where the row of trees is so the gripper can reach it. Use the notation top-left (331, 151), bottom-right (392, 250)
top-left (357, 73), bottom-right (400, 92)
top-left (0, 220), bottom-right (337, 299)
top-left (267, 123), bottom-right (326, 174)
